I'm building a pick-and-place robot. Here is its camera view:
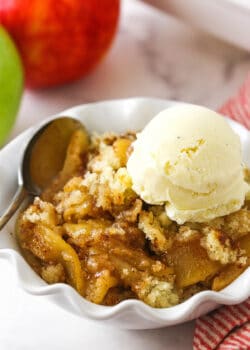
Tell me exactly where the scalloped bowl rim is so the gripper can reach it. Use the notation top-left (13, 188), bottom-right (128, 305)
top-left (0, 97), bottom-right (249, 328)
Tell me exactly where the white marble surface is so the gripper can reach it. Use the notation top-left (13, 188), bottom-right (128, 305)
top-left (9, 0), bottom-right (250, 139)
top-left (2, 0), bottom-right (250, 349)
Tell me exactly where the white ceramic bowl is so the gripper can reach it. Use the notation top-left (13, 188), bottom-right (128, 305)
top-left (0, 98), bottom-right (249, 329)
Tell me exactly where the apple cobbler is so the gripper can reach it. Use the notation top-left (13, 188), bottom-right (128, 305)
top-left (17, 127), bottom-right (250, 308)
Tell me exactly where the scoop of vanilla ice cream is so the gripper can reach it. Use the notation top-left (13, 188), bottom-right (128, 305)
top-left (127, 104), bottom-right (249, 224)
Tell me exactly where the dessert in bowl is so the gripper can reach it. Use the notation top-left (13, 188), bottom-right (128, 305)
top-left (0, 98), bottom-right (249, 329)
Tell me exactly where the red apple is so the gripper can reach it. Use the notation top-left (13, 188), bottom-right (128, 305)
top-left (0, 0), bottom-right (119, 88)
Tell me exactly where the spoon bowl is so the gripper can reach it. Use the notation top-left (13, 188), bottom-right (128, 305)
top-left (0, 116), bottom-right (85, 230)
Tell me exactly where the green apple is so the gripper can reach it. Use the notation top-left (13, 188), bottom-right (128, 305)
top-left (0, 26), bottom-right (23, 146)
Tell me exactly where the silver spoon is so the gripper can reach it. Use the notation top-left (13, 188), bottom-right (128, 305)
top-left (0, 116), bottom-right (85, 230)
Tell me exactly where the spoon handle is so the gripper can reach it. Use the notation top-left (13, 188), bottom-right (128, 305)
top-left (0, 186), bottom-right (27, 230)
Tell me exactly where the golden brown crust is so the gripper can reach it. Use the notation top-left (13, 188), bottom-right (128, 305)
top-left (16, 130), bottom-right (250, 308)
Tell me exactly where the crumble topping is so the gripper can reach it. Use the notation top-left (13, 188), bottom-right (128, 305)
top-left (201, 227), bottom-right (247, 265)
top-left (16, 129), bottom-right (250, 308)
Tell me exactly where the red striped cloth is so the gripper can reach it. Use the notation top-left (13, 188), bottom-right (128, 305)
top-left (193, 301), bottom-right (250, 349)
top-left (219, 74), bottom-right (250, 128)
top-left (193, 75), bottom-right (250, 350)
